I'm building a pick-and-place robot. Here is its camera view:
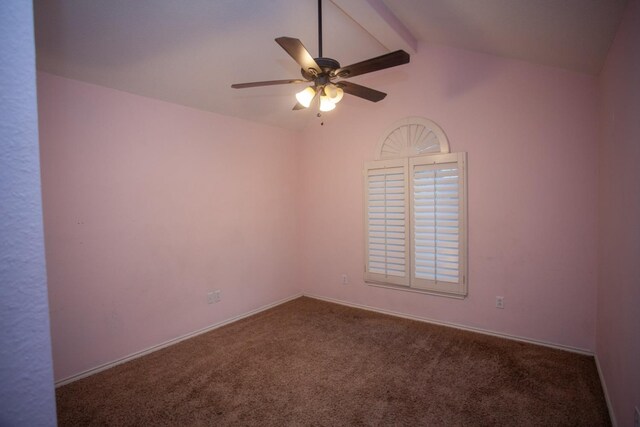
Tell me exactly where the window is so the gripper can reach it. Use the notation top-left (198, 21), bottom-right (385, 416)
top-left (364, 118), bottom-right (467, 298)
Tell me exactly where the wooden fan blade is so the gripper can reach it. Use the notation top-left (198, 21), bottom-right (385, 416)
top-left (231, 79), bottom-right (308, 89)
top-left (293, 102), bottom-right (306, 110)
top-left (332, 50), bottom-right (410, 79)
top-left (275, 37), bottom-right (322, 75)
top-left (337, 81), bottom-right (387, 102)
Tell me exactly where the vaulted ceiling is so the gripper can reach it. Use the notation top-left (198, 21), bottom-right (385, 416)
top-left (34, 0), bottom-right (628, 130)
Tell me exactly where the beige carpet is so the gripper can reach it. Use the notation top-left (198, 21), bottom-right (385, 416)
top-left (56, 297), bottom-right (610, 426)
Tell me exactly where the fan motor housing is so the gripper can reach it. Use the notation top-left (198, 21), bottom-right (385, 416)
top-left (301, 57), bottom-right (340, 80)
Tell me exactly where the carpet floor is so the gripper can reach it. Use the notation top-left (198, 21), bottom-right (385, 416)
top-left (56, 297), bottom-right (610, 426)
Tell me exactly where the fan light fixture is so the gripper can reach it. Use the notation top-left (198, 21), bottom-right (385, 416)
top-left (295, 87), bottom-right (316, 108)
top-left (319, 93), bottom-right (336, 112)
top-left (325, 84), bottom-right (344, 103)
top-left (296, 84), bottom-right (343, 112)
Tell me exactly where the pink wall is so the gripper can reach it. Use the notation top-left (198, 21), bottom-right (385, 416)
top-left (597, 0), bottom-right (640, 424)
top-left (37, 72), bottom-right (300, 381)
top-left (298, 44), bottom-right (599, 351)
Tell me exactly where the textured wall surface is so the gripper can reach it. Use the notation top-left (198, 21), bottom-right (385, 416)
top-left (37, 73), bottom-right (301, 381)
top-left (597, 0), bottom-right (640, 425)
top-left (298, 43), bottom-right (599, 351)
top-left (0, 1), bottom-right (57, 425)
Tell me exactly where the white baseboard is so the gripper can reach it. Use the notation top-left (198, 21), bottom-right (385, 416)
top-left (304, 293), bottom-right (594, 356)
top-left (594, 353), bottom-right (617, 426)
top-left (56, 292), bottom-right (597, 388)
top-left (55, 293), bottom-right (302, 387)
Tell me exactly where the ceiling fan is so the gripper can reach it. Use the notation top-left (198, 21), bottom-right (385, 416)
top-left (231, 0), bottom-right (410, 112)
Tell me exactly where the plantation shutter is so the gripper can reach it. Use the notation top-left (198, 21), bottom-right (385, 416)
top-left (364, 159), bottom-right (410, 286)
top-left (410, 153), bottom-right (467, 296)
top-left (363, 153), bottom-right (467, 297)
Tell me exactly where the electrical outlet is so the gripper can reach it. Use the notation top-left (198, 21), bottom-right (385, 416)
top-left (496, 296), bottom-right (504, 309)
top-left (634, 406), bottom-right (639, 427)
top-left (341, 274), bottom-right (349, 285)
top-left (207, 290), bottom-right (221, 304)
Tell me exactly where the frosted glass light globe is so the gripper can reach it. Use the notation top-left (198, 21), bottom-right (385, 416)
top-left (295, 87), bottom-right (316, 108)
top-left (325, 84), bottom-right (344, 103)
top-left (319, 95), bottom-right (336, 112)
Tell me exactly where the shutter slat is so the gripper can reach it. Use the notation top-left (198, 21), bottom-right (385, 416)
top-left (416, 253), bottom-right (458, 262)
top-left (369, 237), bottom-right (404, 245)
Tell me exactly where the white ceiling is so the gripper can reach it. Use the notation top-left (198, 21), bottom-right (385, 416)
top-left (384, 0), bottom-right (628, 74)
top-left (34, 0), bottom-right (628, 130)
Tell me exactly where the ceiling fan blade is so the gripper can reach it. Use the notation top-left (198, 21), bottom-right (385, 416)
top-left (292, 102), bottom-right (306, 110)
top-left (337, 81), bottom-right (387, 102)
top-left (231, 79), bottom-right (308, 89)
top-left (275, 37), bottom-right (322, 75)
top-left (332, 50), bottom-right (410, 79)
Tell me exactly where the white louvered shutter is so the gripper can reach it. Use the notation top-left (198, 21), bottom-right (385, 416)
top-left (364, 159), bottom-right (410, 286)
top-left (410, 153), bottom-right (467, 296)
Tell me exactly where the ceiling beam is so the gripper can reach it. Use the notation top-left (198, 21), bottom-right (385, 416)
top-left (330, 0), bottom-right (417, 54)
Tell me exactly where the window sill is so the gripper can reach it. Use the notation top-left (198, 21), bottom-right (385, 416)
top-left (366, 280), bottom-right (467, 300)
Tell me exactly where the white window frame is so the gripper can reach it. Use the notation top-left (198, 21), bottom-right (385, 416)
top-left (364, 152), bottom-right (468, 298)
